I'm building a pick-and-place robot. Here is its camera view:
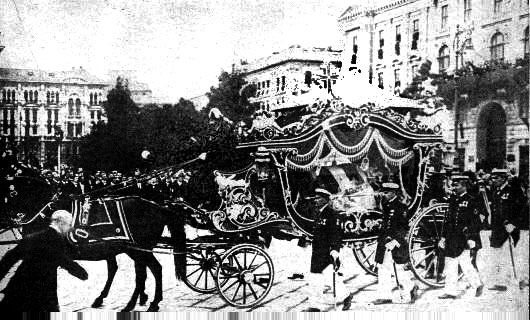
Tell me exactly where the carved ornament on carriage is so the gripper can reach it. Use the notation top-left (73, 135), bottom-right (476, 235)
top-left (211, 168), bottom-right (282, 232)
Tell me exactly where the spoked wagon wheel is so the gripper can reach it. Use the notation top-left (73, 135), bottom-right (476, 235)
top-left (216, 244), bottom-right (274, 308)
top-left (351, 237), bottom-right (378, 276)
top-left (183, 247), bottom-right (223, 293)
top-left (408, 203), bottom-right (451, 287)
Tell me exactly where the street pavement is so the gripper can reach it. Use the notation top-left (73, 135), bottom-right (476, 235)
top-left (0, 230), bottom-right (528, 312)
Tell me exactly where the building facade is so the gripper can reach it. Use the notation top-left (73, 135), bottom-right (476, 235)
top-left (236, 45), bottom-right (342, 112)
top-left (0, 66), bottom-right (108, 168)
top-left (338, 0), bottom-right (529, 176)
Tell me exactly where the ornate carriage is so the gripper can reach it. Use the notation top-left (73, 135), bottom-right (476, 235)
top-left (179, 83), bottom-right (452, 308)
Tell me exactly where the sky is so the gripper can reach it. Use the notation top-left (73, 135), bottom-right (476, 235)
top-left (0, 0), bottom-right (356, 102)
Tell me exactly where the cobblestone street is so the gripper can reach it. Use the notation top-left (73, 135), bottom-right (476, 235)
top-left (0, 230), bottom-right (528, 312)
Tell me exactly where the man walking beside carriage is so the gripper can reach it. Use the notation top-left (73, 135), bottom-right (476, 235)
top-left (372, 182), bottom-right (419, 305)
top-left (437, 174), bottom-right (484, 299)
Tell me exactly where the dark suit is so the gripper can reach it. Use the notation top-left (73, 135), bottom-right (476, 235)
top-left (310, 205), bottom-right (342, 273)
top-left (374, 197), bottom-right (409, 264)
top-left (0, 227), bottom-right (88, 311)
top-left (442, 192), bottom-right (482, 258)
top-left (490, 183), bottom-right (524, 248)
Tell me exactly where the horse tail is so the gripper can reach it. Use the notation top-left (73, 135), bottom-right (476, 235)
top-left (170, 217), bottom-right (187, 281)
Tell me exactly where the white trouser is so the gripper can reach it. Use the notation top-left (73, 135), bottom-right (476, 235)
top-left (376, 250), bottom-right (414, 300)
top-left (303, 264), bottom-right (349, 310)
top-left (489, 240), bottom-right (521, 287)
top-left (444, 249), bottom-right (482, 295)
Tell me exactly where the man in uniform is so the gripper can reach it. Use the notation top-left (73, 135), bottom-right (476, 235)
top-left (372, 182), bottom-right (418, 305)
top-left (304, 187), bottom-right (353, 311)
top-left (438, 175), bottom-right (484, 299)
top-left (488, 168), bottom-right (524, 291)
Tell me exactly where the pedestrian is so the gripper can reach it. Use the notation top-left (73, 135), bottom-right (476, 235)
top-left (0, 210), bottom-right (88, 311)
top-left (303, 187), bottom-right (353, 312)
top-left (372, 182), bottom-right (419, 305)
top-left (438, 175), bottom-right (484, 299)
top-left (488, 168), bottom-right (525, 291)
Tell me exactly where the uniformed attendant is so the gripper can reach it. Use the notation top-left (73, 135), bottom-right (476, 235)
top-left (303, 187), bottom-right (353, 311)
top-left (372, 182), bottom-right (418, 305)
top-left (438, 175), bottom-right (483, 299)
top-left (488, 168), bottom-right (525, 291)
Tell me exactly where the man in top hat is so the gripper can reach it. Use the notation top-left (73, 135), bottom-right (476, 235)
top-left (303, 187), bottom-right (353, 311)
top-left (372, 182), bottom-right (418, 305)
top-left (488, 168), bottom-right (525, 291)
top-left (438, 174), bottom-right (484, 299)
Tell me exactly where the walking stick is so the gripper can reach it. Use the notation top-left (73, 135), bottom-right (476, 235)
top-left (332, 259), bottom-right (337, 311)
top-left (392, 262), bottom-right (407, 303)
top-left (508, 235), bottom-right (527, 290)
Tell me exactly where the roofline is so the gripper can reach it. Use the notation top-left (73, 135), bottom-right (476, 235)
top-left (241, 58), bottom-right (342, 76)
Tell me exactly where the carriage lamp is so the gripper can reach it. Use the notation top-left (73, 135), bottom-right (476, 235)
top-left (256, 159), bottom-right (270, 181)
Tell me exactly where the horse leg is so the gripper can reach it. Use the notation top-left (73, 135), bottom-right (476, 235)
top-left (122, 260), bottom-right (147, 312)
top-left (145, 253), bottom-right (163, 312)
top-left (91, 256), bottom-right (119, 308)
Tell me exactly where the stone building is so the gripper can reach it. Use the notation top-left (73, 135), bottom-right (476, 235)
top-left (338, 0), bottom-right (529, 177)
top-left (107, 70), bottom-right (153, 106)
top-left (0, 66), bottom-right (108, 168)
top-left (235, 45), bottom-right (342, 112)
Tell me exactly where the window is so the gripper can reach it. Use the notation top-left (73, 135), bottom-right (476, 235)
top-left (24, 90), bottom-right (28, 102)
top-left (56, 92), bottom-right (59, 103)
top-left (47, 109), bottom-right (52, 134)
top-left (494, 0), bottom-right (502, 14)
top-left (32, 109), bottom-right (37, 123)
top-left (412, 65), bottom-right (418, 77)
top-left (75, 123), bottom-right (82, 137)
top-left (438, 45), bottom-right (450, 72)
top-left (12, 91), bottom-right (15, 102)
top-left (490, 32), bottom-right (505, 61)
top-left (394, 69), bottom-right (401, 88)
top-left (46, 92), bottom-right (50, 103)
top-left (395, 25), bottom-right (401, 56)
top-left (29, 91), bottom-right (33, 103)
top-left (304, 71), bottom-right (312, 87)
top-left (34, 91), bottom-right (38, 103)
top-left (94, 93), bottom-right (98, 105)
top-left (352, 36), bottom-right (358, 65)
top-left (464, 0), bottom-right (472, 22)
top-left (90, 93), bottom-right (93, 105)
top-left (276, 78), bottom-right (280, 92)
top-left (378, 30), bottom-right (384, 60)
top-left (378, 72), bottom-right (384, 89)
top-left (75, 98), bottom-right (81, 116)
top-left (281, 76), bottom-right (286, 91)
top-left (68, 98), bottom-right (74, 115)
top-left (441, 5), bottom-right (448, 29)
top-left (412, 19), bottom-right (420, 50)
top-left (523, 27), bottom-right (530, 55)
top-left (3, 109), bottom-right (8, 134)
top-left (2, 89), bottom-right (5, 102)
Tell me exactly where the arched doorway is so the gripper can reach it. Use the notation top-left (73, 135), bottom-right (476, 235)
top-left (476, 103), bottom-right (506, 171)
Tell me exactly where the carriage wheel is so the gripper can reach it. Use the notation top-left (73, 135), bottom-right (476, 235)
top-left (408, 203), bottom-right (454, 288)
top-left (183, 247), bottom-right (223, 293)
top-left (216, 244), bottom-right (274, 308)
top-left (351, 237), bottom-right (378, 276)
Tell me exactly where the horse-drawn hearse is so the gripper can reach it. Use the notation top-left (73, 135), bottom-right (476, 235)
top-left (0, 73), bottom-right (452, 310)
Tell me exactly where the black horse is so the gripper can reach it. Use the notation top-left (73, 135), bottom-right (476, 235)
top-left (1, 173), bottom-right (186, 312)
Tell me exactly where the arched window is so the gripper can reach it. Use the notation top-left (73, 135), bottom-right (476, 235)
top-left (2, 89), bottom-right (6, 102)
top-left (56, 92), bottom-right (59, 103)
top-left (75, 98), bottom-right (81, 116)
top-left (47, 91), bottom-right (50, 103)
top-left (6, 89), bottom-right (10, 103)
top-left (34, 90), bottom-right (38, 103)
top-left (99, 93), bottom-right (102, 104)
top-left (523, 27), bottom-right (530, 55)
top-left (94, 93), bottom-right (98, 105)
top-left (29, 90), bottom-right (33, 103)
top-left (24, 90), bottom-right (28, 102)
top-left (12, 90), bottom-right (15, 102)
top-left (438, 45), bottom-right (450, 72)
top-left (68, 98), bottom-right (74, 115)
top-left (89, 93), bottom-right (93, 105)
top-left (304, 71), bottom-right (312, 87)
top-left (490, 32), bottom-right (505, 61)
